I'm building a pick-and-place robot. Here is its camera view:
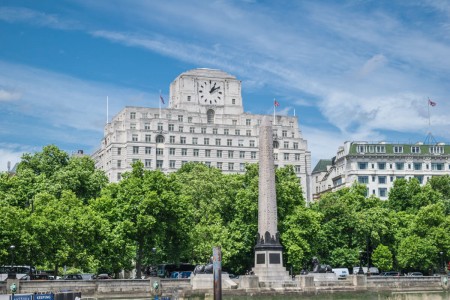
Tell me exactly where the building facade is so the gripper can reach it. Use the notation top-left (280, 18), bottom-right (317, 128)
top-left (312, 141), bottom-right (450, 200)
top-left (93, 69), bottom-right (312, 202)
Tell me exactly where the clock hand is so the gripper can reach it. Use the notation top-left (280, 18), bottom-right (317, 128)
top-left (209, 83), bottom-right (217, 93)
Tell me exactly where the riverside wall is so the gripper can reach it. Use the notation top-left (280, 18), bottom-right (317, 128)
top-left (0, 275), bottom-right (448, 299)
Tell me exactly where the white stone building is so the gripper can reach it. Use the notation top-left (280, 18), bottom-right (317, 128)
top-left (92, 69), bottom-right (312, 202)
top-left (312, 141), bottom-right (450, 200)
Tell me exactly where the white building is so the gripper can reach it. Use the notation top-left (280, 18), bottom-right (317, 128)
top-left (93, 69), bottom-right (312, 202)
top-left (312, 141), bottom-right (450, 200)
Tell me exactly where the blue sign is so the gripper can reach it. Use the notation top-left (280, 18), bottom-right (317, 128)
top-left (34, 294), bottom-right (54, 300)
top-left (12, 295), bottom-right (32, 300)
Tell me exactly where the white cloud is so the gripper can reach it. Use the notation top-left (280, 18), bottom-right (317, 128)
top-left (0, 88), bottom-right (22, 101)
top-left (358, 54), bottom-right (387, 77)
top-left (0, 143), bottom-right (36, 172)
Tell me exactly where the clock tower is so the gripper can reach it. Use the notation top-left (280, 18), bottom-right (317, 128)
top-left (169, 68), bottom-right (244, 115)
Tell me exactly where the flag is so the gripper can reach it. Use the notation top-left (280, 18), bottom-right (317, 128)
top-left (160, 94), bottom-right (165, 104)
top-left (428, 99), bottom-right (436, 106)
top-left (274, 99), bottom-right (280, 107)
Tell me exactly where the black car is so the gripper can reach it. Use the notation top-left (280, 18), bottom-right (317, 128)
top-left (63, 274), bottom-right (83, 280)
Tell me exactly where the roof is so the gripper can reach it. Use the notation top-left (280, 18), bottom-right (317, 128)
top-left (348, 142), bottom-right (450, 156)
top-left (312, 159), bottom-right (332, 174)
top-left (177, 68), bottom-right (236, 80)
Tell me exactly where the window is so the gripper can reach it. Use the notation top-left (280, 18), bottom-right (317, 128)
top-left (188, 116), bottom-right (192, 123)
top-left (414, 175), bottom-right (424, 184)
top-left (227, 139), bottom-right (232, 146)
top-left (130, 112), bottom-right (136, 119)
top-left (145, 123), bottom-right (150, 130)
top-left (357, 145), bottom-right (366, 153)
top-left (201, 127), bottom-right (206, 134)
top-left (372, 176), bottom-right (375, 182)
top-left (217, 150), bottom-right (222, 158)
top-left (213, 128), bottom-right (218, 135)
top-left (235, 129), bottom-right (240, 135)
top-left (205, 161), bottom-right (211, 167)
top-left (154, 114), bottom-right (159, 119)
top-left (246, 119), bottom-right (251, 126)
top-left (228, 150), bottom-right (234, 158)
top-left (170, 136), bottom-right (175, 143)
top-left (180, 137), bottom-right (186, 144)
top-left (393, 146), bottom-right (403, 153)
top-left (358, 162), bottom-right (368, 170)
top-left (132, 158), bottom-right (139, 164)
top-left (117, 173), bottom-right (121, 181)
top-left (250, 140), bottom-right (255, 147)
top-left (430, 146), bottom-right (444, 154)
top-left (246, 130), bottom-right (251, 136)
top-left (157, 123), bottom-right (163, 130)
top-left (358, 176), bottom-right (369, 184)
top-left (169, 148), bottom-right (175, 155)
top-left (178, 115), bottom-right (183, 122)
top-left (378, 162), bottom-right (386, 170)
top-left (179, 126), bottom-right (184, 132)
top-left (273, 141), bottom-right (279, 149)
top-left (238, 140), bottom-right (244, 147)
top-left (232, 120), bottom-right (237, 125)
top-left (168, 124), bottom-right (174, 131)
top-left (166, 114), bottom-right (171, 120)
top-left (251, 152), bottom-right (256, 159)
top-left (215, 139), bottom-right (221, 146)
top-left (156, 160), bottom-right (163, 169)
top-left (207, 109), bottom-right (215, 124)
top-left (170, 160), bottom-right (176, 168)
top-left (284, 153), bottom-right (289, 160)
top-left (192, 137), bottom-right (198, 145)
top-left (117, 147), bottom-right (121, 155)
top-left (204, 138), bottom-right (209, 145)
top-left (295, 154), bottom-right (300, 161)
top-left (284, 141), bottom-right (289, 149)
top-left (274, 153), bottom-right (278, 160)
top-left (156, 148), bottom-right (163, 155)
top-left (133, 146), bottom-right (139, 154)
top-left (390, 176), bottom-right (394, 182)
top-left (117, 160), bottom-right (121, 168)
top-left (145, 159), bottom-right (151, 168)
top-left (411, 146), bottom-right (421, 153)
top-left (217, 162), bottom-right (223, 169)
top-left (240, 151), bottom-right (245, 158)
top-left (187, 95), bottom-right (191, 101)
top-left (130, 123), bottom-right (136, 129)
top-left (156, 135), bottom-right (165, 143)
top-left (295, 165), bottom-right (301, 173)
top-left (293, 142), bottom-right (298, 149)
top-left (145, 134), bottom-right (151, 142)
top-left (205, 149), bottom-right (211, 157)
top-left (431, 163), bottom-right (444, 170)
top-left (145, 147), bottom-right (151, 154)
top-left (379, 188), bottom-right (387, 197)
top-left (182, 149), bottom-right (187, 156)
top-left (193, 149), bottom-right (199, 157)
top-left (232, 99), bottom-right (235, 104)
top-left (282, 130), bottom-right (287, 137)
top-left (132, 134), bottom-right (138, 141)
top-left (378, 176), bottom-right (387, 184)
top-left (228, 163), bottom-right (234, 171)
top-left (240, 163), bottom-right (245, 172)
top-left (396, 162), bottom-right (404, 170)
top-left (224, 129), bottom-right (229, 135)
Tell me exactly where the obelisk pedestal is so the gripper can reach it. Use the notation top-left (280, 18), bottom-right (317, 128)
top-left (252, 117), bottom-right (291, 284)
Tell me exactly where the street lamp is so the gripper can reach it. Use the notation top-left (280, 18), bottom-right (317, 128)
top-left (10, 245), bottom-right (15, 266)
top-left (358, 250), bottom-right (364, 275)
top-left (8, 245), bottom-right (16, 280)
top-left (440, 252), bottom-right (444, 274)
top-left (151, 248), bottom-right (157, 277)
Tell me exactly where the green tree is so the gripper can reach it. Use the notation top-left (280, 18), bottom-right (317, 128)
top-left (371, 244), bottom-right (392, 272)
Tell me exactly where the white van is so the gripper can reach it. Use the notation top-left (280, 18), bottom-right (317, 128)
top-left (332, 268), bottom-right (349, 279)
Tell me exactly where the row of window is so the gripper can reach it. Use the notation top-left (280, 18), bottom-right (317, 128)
top-left (358, 162), bottom-right (447, 171)
top-left (357, 144), bottom-right (446, 155)
top-left (358, 175), bottom-right (427, 185)
top-left (125, 147), bottom-right (303, 161)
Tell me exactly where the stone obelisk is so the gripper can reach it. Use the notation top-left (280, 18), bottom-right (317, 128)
top-left (253, 116), bottom-right (290, 283)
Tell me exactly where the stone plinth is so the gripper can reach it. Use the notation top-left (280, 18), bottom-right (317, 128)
top-left (239, 275), bottom-right (259, 289)
top-left (191, 273), bottom-right (237, 290)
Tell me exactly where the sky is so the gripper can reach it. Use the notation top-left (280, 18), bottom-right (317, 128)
top-left (1, 0), bottom-right (450, 172)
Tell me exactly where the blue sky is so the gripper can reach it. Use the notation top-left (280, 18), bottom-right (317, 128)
top-left (1, 0), bottom-right (450, 171)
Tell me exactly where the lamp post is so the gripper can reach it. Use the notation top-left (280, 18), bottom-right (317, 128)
top-left (151, 248), bottom-right (157, 277)
top-left (440, 252), bottom-right (444, 274)
top-left (10, 245), bottom-right (15, 266)
top-left (358, 250), bottom-right (364, 274)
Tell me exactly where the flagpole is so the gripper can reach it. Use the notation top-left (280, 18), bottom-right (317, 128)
top-left (159, 90), bottom-right (162, 119)
top-left (106, 96), bottom-right (109, 124)
top-left (427, 98), bottom-right (431, 128)
top-left (273, 99), bottom-right (276, 125)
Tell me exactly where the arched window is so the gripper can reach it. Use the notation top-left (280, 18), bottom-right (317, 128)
top-left (156, 135), bottom-right (165, 143)
top-left (207, 109), bottom-right (215, 124)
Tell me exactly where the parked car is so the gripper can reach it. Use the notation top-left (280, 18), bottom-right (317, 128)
top-left (96, 273), bottom-right (112, 279)
top-left (332, 268), bottom-right (349, 279)
top-left (63, 274), bottom-right (83, 280)
top-left (407, 272), bottom-right (423, 276)
top-left (382, 271), bottom-right (401, 276)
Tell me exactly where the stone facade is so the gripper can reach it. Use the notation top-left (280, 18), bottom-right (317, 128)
top-left (92, 69), bottom-right (312, 202)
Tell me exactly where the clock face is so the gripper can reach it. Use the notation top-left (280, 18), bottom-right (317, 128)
top-left (198, 80), bottom-right (223, 105)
